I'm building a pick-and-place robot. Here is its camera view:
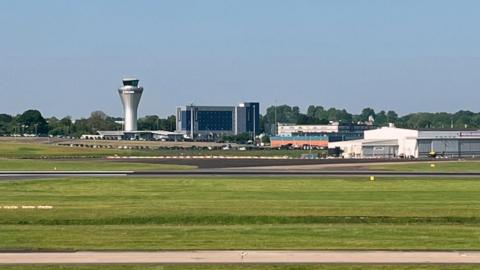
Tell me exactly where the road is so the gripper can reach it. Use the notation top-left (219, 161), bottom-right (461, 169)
top-left (2, 251), bottom-right (480, 264)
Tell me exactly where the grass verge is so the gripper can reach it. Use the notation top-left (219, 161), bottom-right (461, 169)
top-left (0, 141), bottom-right (310, 158)
top-left (0, 159), bottom-right (194, 171)
top-left (2, 177), bottom-right (480, 250)
top-left (368, 161), bottom-right (480, 172)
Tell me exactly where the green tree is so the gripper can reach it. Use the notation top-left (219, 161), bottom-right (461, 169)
top-left (138, 115), bottom-right (176, 131)
top-left (17, 110), bottom-right (48, 134)
top-left (88, 111), bottom-right (118, 132)
top-left (358, 107), bottom-right (376, 122)
top-left (0, 114), bottom-right (13, 135)
top-left (375, 111), bottom-right (388, 126)
top-left (138, 115), bottom-right (160, 130)
top-left (48, 116), bottom-right (74, 136)
top-left (386, 110), bottom-right (398, 123)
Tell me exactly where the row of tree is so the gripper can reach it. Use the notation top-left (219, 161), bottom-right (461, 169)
top-left (1, 106), bottom-right (479, 137)
top-left (260, 105), bottom-right (480, 133)
top-left (0, 110), bottom-right (176, 137)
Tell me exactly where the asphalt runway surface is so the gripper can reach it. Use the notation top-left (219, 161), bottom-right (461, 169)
top-left (1, 170), bottom-right (480, 180)
top-left (3, 251), bottom-right (480, 264)
top-left (114, 157), bottom-right (445, 169)
top-left (0, 160), bottom-right (479, 179)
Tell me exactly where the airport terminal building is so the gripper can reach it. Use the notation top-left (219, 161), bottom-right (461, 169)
top-left (175, 102), bottom-right (259, 139)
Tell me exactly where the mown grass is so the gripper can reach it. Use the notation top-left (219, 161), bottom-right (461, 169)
top-left (2, 223), bottom-right (480, 250)
top-left (4, 177), bottom-right (480, 223)
top-left (0, 159), bottom-right (194, 171)
top-left (1, 177), bottom-right (480, 250)
top-left (0, 142), bottom-right (132, 158)
top-left (2, 265), bottom-right (480, 270)
top-left (0, 141), bottom-right (310, 158)
top-left (368, 161), bottom-right (480, 172)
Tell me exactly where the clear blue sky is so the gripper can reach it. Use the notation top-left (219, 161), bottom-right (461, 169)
top-left (1, 0), bottom-right (479, 118)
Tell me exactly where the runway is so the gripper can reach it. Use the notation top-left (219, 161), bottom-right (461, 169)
top-left (132, 169), bottom-right (480, 177)
top-left (3, 251), bottom-right (480, 264)
top-left (114, 157), bottom-right (455, 169)
top-left (0, 170), bottom-right (480, 179)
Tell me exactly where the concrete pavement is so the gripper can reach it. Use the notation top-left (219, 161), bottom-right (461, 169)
top-left (2, 251), bottom-right (480, 264)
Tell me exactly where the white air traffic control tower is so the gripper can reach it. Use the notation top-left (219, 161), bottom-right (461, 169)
top-left (118, 77), bottom-right (143, 132)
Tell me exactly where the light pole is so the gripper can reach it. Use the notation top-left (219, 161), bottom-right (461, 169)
top-left (274, 100), bottom-right (277, 135)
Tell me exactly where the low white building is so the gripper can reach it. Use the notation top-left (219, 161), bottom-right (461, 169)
top-left (85, 130), bottom-right (185, 141)
top-left (329, 127), bottom-right (417, 158)
top-left (329, 126), bottom-right (480, 158)
top-left (277, 123), bottom-right (340, 135)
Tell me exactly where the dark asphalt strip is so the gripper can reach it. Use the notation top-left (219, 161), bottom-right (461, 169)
top-left (0, 171), bottom-right (480, 179)
top-left (129, 170), bottom-right (480, 177)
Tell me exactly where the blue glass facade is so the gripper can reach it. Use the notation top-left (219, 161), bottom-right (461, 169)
top-left (180, 110), bottom-right (191, 131)
top-left (176, 102), bottom-right (260, 138)
top-left (197, 111), bottom-right (232, 131)
top-left (244, 102), bottom-right (260, 133)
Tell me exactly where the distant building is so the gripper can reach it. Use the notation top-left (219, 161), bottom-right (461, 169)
top-left (175, 102), bottom-right (260, 139)
top-left (94, 130), bottom-right (184, 141)
top-left (270, 122), bottom-right (375, 149)
top-left (270, 135), bottom-right (329, 149)
top-left (277, 122), bottom-right (375, 142)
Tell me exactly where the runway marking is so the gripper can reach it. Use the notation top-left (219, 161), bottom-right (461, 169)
top-left (1, 205), bottom-right (53, 209)
top-left (3, 251), bottom-right (480, 264)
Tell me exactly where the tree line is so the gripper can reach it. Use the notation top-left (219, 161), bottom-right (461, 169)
top-left (0, 110), bottom-right (176, 137)
top-left (259, 105), bottom-right (480, 134)
top-left (0, 106), bottom-right (479, 138)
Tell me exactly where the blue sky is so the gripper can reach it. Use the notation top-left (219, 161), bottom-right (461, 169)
top-left (1, 0), bottom-right (479, 118)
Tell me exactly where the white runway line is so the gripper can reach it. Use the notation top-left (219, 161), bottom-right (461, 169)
top-left (1, 205), bottom-right (53, 210)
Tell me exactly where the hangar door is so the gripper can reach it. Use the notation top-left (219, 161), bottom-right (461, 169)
top-left (362, 145), bottom-right (398, 158)
top-left (418, 139), bottom-right (480, 158)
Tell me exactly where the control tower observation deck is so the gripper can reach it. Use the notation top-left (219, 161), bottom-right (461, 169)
top-left (118, 77), bottom-right (144, 132)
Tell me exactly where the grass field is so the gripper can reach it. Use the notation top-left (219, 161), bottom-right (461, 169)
top-left (368, 161), bottom-right (480, 172)
top-left (0, 141), bottom-right (133, 158)
top-left (0, 141), bottom-right (310, 158)
top-left (1, 265), bottom-right (479, 270)
top-left (2, 177), bottom-right (480, 250)
top-left (0, 159), bottom-right (194, 171)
